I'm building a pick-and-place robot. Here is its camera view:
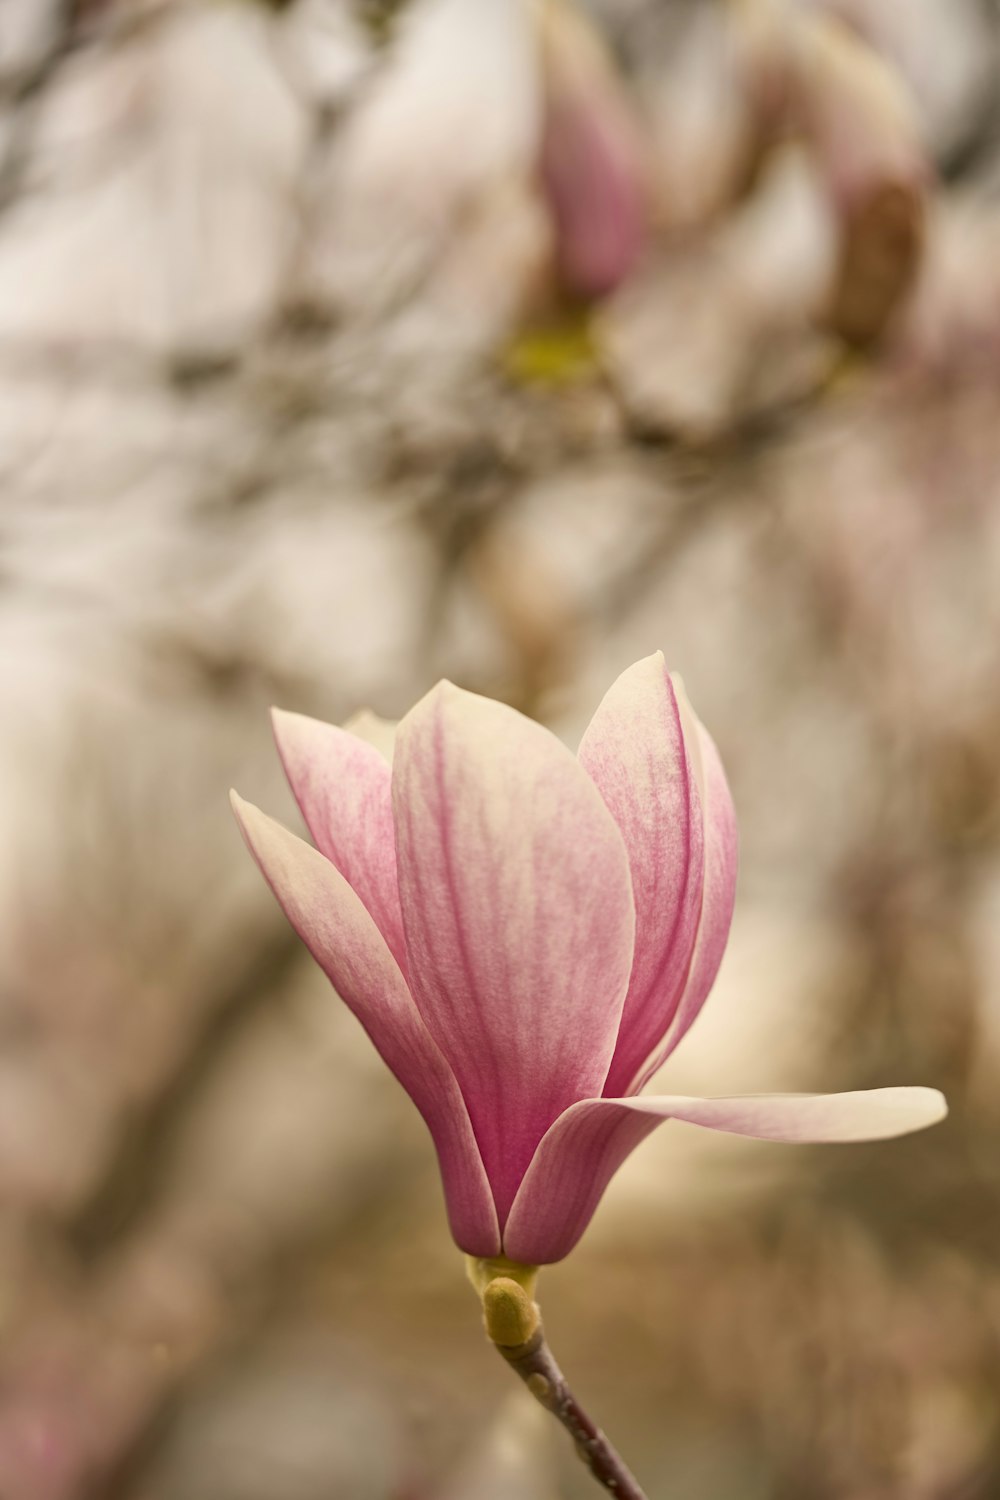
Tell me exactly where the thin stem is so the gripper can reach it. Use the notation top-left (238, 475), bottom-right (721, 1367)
top-left (493, 1326), bottom-right (649, 1500)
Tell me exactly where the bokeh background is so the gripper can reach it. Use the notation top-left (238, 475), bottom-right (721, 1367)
top-left (2, 0), bottom-right (999, 1495)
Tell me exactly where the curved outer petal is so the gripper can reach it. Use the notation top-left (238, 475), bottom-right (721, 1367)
top-left (578, 654), bottom-right (705, 1099)
top-left (633, 719), bottom-right (739, 1088)
top-left (272, 709), bottom-right (406, 972)
top-left (392, 681), bottom-right (636, 1227)
top-left (504, 1087), bottom-right (948, 1263)
top-left (231, 792), bottom-right (500, 1256)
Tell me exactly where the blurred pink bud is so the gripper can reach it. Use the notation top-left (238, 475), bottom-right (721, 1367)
top-left (789, 12), bottom-right (928, 344)
top-left (536, 0), bottom-right (648, 299)
top-left (232, 654), bottom-right (946, 1264)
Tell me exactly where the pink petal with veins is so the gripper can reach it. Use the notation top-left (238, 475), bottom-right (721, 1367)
top-left (272, 709), bottom-right (407, 973)
top-left (231, 793), bottom-right (500, 1255)
top-left (391, 681), bottom-right (635, 1226)
top-left (633, 718), bottom-right (739, 1089)
top-left (578, 653), bottom-right (705, 1098)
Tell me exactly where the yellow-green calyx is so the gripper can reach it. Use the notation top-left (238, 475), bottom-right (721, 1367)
top-left (465, 1255), bottom-right (541, 1349)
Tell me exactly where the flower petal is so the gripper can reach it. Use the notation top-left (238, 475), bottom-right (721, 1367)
top-left (272, 708), bottom-right (406, 971)
top-left (578, 654), bottom-right (705, 1097)
top-left (392, 681), bottom-right (635, 1226)
top-left (634, 718), bottom-right (739, 1087)
top-left (231, 791), bottom-right (500, 1256)
top-left (505, 1087), bottom-right (947, 1263)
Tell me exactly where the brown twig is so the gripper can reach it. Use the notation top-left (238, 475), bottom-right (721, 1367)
top-left (468, 1264), bottom-right (649, 1499)
top-left (494, 1324), bottom-right (650, 1499)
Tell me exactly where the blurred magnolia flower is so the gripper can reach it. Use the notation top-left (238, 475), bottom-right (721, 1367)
top-left (306, 0), bottom-right (541, 315)
top-left (669, 0), bottom-right (929, 347)
top-left (231, 654), bottom-right (945, 1266)
top-left (310, 0), bottom-right (648, 320)
top-left (787, 9), bottom-right (928, 344)
top-left (536, 0), bottom-right (648, 299)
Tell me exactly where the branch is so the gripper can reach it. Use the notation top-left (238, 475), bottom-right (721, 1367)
top-left (468, 1262), bottom-right (650, 1500)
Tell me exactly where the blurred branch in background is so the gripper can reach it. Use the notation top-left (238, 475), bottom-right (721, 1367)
top-left (1, 0), bottom-right (1000, 1496)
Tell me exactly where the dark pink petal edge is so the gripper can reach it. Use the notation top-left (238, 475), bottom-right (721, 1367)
top-left (231, 792), bottom-right (500, 1256)
top-left (272, 708), bottom-right (407, 974)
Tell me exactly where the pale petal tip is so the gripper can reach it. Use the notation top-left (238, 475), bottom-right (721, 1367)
top-left (401, 677), bottom-right (453, 724)
top-left (824, 1085), bottom-right (949, 1140)
top-left (855, 1085), bottom-right (948, 1141)
top-left (627, 650), bottom-right (688, 705)
top-left (913, 1087), bottom-right (948, 1128)
top-left (628, 648), bottom-right (666, 677)
top-left (270, 707), bottom-right (348, 783)
top-left (404, 677), bottom-right (486, 734)
top-left (269, 705), bottom-right (311, 747)
top-left (229, 787), bottom-right (253, 845)
top-left (229, 787), bottom-right (257, 832)
top-left (229, 789), bottom-right (271, 846)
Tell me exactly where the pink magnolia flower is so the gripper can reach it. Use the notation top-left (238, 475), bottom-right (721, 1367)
top-left (231, 653), bottom-right (945, 1265)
